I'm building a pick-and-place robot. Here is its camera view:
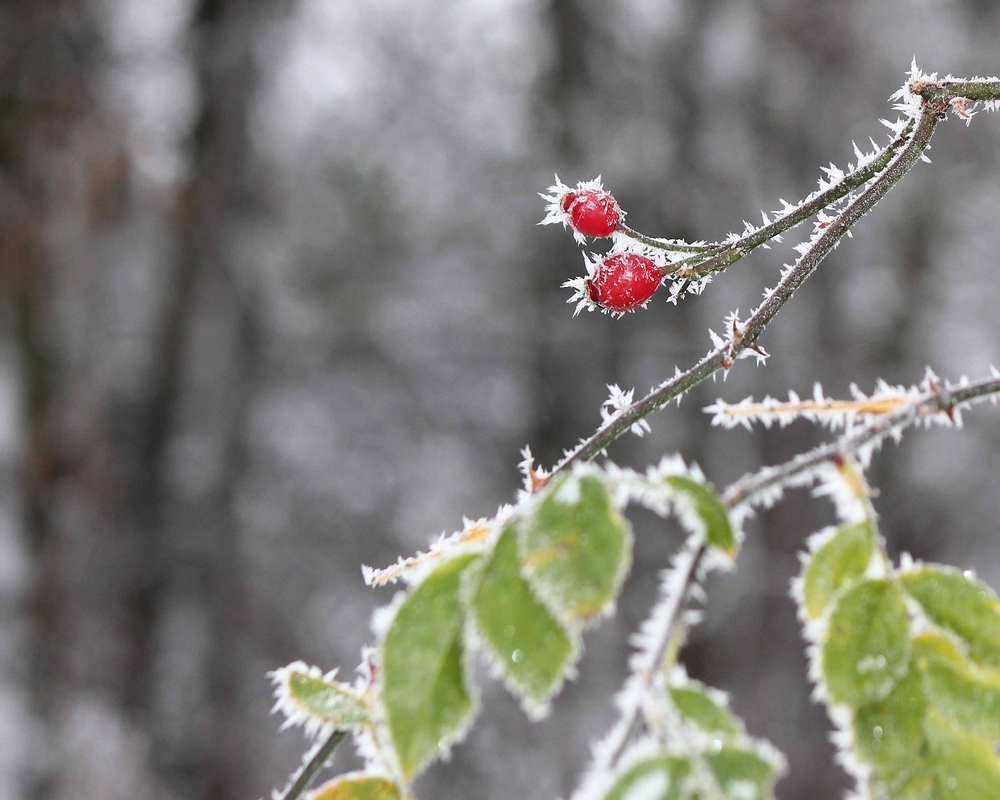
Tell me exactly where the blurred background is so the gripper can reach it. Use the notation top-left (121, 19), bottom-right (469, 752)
top-left (1, 1), bottom-right (999, 799)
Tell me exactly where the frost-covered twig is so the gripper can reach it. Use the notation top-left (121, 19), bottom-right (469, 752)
top-left (704, 378), bottom-right (926, 431)
top-left (615, 223), bottom-right (725, 254)
top-left (549, 104), bottom-right (941, 478)
top-left (667, 70), bottom-right (1000, 278)
top-left (671, 118), bottom-right (916, 279)
top-left (362, 519), bottom-right (491, 587)
top-left (592, 536), bottom-right (707, 773)
top-left (614, 116), bottom-right (915, 270)
top-left (585, 370), bottom-right (1000, 781)
top-left (274, 729), bottom-right (347, 800)
top-left (912, 76), bottom-right (1000, 110)
top-left (722, 372), bottom-right (1000, 510)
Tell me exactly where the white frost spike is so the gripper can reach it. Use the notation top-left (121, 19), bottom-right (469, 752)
top-left (667, 274), bottom-right (711, 305)
top-left (628, 538), bottom-right (705, 681)
top-left (601, 384), bottom-right (652, 437)
top-left (707, 327), bottom-right (727, 351)
top-left (562, 252), bottom-right (600, 316)
top-left (703, 377), bottom-right (927, 432)
top-left (562, 275), bottom-right (595, 316)
top-left (363, 516), bottom-right (493, 587)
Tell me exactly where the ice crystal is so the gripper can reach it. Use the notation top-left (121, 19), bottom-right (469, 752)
top-left (561, 252), bottom-right (599, 316)
top-left (601, 384), bottom-right (651, 437)
top-left (666, 274), bottom-right (711, 305)
top-left (704, 379), bottom-right (923, 432)
top-left (708, 367), bottom-right (994, 438)
top-left (362, 516), bottom-right (494, 587)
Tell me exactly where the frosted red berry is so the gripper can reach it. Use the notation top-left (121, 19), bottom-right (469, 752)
top-left (561, 188), bottom-right (621, 237)
top-left (586, 253), bottom-right (662, 312)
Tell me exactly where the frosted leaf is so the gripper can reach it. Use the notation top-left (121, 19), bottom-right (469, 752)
top-left (269, 662), bottom-right (371, 740)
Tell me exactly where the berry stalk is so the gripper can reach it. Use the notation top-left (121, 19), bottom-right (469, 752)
top-left (549, 105), bottom-right (941, 477)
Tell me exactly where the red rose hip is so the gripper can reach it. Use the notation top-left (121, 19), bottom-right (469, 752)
top-left (561, 188), bottom-right (621, 238)
top-left (587, 253), bottom-right (662, 312)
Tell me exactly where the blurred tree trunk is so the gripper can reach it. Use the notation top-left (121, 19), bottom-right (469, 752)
top-left (145, 2), bottom-right (265, 798)
top-left (0, 1), bottom-right (266, 798)
top-left (0, 3), bottom-right (163, 799)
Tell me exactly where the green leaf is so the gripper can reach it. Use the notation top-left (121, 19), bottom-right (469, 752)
top-left (891, 768), bottom-right (933, 800)
top-left (822, 579), bottom-right (911, 706)
top-left (901, 566), bottom-right (1000, 669)
top-left (669, 686), bottom-right (739, 736)
top-left (837, 631), bottom-right (1000, 800)
top-left (705, 747), bottom-right (778, 798)
top-left (913, 632), bottom-right (1000, 740)
top-left (922, 708), bottom-right (1000, 798)
top-left (801, 522), bottom-right (876, 620)
top-left (311, 774), bottom-right (401, 800)
top-left (602, 756), bottom-right (691, 800)
top-left (852, 663), bottom-right (926, 782)
top-left (663, 475), bottom-right (736, 557)
top-left (282, 668), bottom-right (371, 730)
top-left (521, 476), bottom-right (632, 623)
top-left (381, 554), bottom-right (481, 779)
top-left (467, 522), bottom-right (576, 709)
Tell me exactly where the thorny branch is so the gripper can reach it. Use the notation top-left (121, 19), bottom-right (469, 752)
top-left (599, 536), bottom-right (706, 770)
top-left (275, 72), bottom-right (1000, 800)
top-left (622, 118), bottom-right (916, 278)
top-left (565, 73), bottom-right (1000, 785)
top-left (550, 104), bottom-right (942, 479)
top-left (599, 372), bottom-right (1000, 772)
top-left (722, 373), bottom-right (1000, 508)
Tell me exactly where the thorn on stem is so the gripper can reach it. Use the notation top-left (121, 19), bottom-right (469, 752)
top-left (530, 467), bottom-right (550, 493)
top-left (949, 96), bottom-right (973, 120)
top-left (747, 338), bottom-right (769, 359)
